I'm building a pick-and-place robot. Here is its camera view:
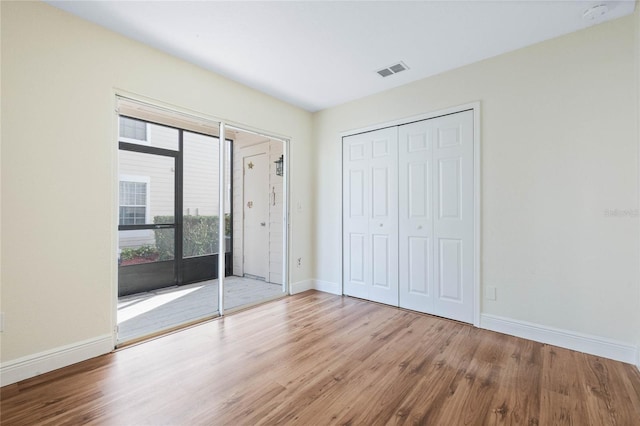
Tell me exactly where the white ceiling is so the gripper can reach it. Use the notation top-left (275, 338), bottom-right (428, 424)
top-left (47, 1), bottom-right (635, 112)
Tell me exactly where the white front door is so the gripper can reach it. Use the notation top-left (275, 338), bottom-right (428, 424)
top-left (398, 110), bottom-right (474, 323)
top-left (243, 152), bottom-right (269, 279)
top-left (343, 127), bottom-right (399, 306)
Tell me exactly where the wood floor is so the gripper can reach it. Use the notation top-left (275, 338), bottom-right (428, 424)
top-left (2, 291), bottom-right (640, 425)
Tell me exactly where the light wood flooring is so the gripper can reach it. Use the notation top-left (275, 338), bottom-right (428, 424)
top-left (118, 276), bottom-right (284, 344)
top-left (2, 291), bottom-right (640, 425)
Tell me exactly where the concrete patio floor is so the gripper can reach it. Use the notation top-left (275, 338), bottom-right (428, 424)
top-left (117, 276), bottom-right (285, 344)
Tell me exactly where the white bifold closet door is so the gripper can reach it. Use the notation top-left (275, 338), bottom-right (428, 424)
top-left (343, 127), bottom-right (399, 306)
top-left (398, 110), bottom-right (474, 323)
top-left (343, 110), bottom-right (474, 324)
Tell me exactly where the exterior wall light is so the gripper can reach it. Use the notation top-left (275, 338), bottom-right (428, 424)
top-left (275, 155), bottom-right (284, 177)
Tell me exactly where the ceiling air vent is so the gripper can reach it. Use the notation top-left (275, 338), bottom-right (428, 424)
top-left (377, 61), bottom-right (409, 78)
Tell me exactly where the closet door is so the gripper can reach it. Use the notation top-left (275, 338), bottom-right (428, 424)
top-left (343, 128), bottom-right (398, 305)
top-left (432, 110), bottom-right (474, 323)
top-left (399, 110), bottom-right (474, 323)
top-left (398, 120), bottom-right (434, 313)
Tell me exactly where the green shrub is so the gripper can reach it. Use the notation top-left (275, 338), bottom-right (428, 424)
top-left (120, 245), bottom-right (158, 261)
top-left (154, 214), bottom-right (231, 260)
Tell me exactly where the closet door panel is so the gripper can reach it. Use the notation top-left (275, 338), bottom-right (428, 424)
top-left (408, 236), bottom-right (430, 295)
top-left (438, 238), bottom-right (463, 301)
top-left (343, 136), bottom-right (370, 299)
top-left (433, 110), bottom-right (474, 323)
top-left (438, 157), bottom-right (462, 220)
top-left (368, 128), bottom-right (399, 305)
top-left (372, 234), bottom-right (390, 288)
top-left (399, 121), bottom-right (434, 313)
top-left (343, 128), bottom-right (398, 304)
top-left (348, 233), bottom-right (366, 283)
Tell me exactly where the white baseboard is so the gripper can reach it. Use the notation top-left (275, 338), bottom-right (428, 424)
top-left (313, 279), bottom-right (342, 295)
top-left (290, 279), bottom-right (314, 295)
top-left (1, 334), bottom-right (113, 387)
top-left (291, 279), bottom-right (342, 295)
top-left (480, 314), bottom-right (638, 365)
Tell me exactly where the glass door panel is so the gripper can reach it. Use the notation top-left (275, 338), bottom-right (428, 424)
top-left (118, 151), bottom-right (176, 297)
top-left (117, 142), bottom-right (180, 345)
top-left (118, 150), bottom-right (176, 225)
top-left (118, 228), bottom-right (175, 296)
top-left (182, 131), bottom-right (221, 284)
top-left (117, 111), bottom-right (223, 345)
top-left (119, 116), bottom-right (179, 151)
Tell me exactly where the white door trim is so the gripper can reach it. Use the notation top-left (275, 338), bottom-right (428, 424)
top-left (340, 101), bottom-right (481, 327)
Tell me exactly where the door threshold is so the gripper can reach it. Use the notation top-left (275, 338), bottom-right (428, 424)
top-left (116, 313), bottom-right (219, 349)
top-left (115, 292), bottom-right (288, 349)
top-left (223, 292), bottom-right (287, 315)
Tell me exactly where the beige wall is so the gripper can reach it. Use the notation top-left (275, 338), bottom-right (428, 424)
top-left (0, 1), bottom-right (3, 356)
top-left (314, 15), bottom-right (639, 344)
top-left (1, 0), bottom-right (639, 374)
top-left (0, 2), bottom-right (313, 363)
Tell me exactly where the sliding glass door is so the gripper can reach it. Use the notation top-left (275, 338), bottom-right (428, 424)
top-left (118, 121), bottom-right (180, 296)
top-left (117, 115), bottom-right (230, 344)
top-left (224, 129), bottom-right (287, 312)
top-left (181, 131), bottom-right (232, 285)
top-left (115, 99), bottom-right (289, 344)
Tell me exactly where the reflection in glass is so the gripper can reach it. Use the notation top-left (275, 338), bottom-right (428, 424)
top-left (119, 116), bottom-right (179, 151)
top-left (183, 131), bottom-right (220, 257)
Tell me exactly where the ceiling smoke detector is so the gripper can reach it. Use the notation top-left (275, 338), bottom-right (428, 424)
top-left (377, 61), bottom-right (409, 78)
top-left (583, 4), bottom-right (609, 21)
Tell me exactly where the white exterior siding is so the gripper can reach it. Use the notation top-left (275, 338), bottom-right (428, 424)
top-left (183, 132), bottom-right (219, 217)
top-left (119, 123), bottom-right (223, 249)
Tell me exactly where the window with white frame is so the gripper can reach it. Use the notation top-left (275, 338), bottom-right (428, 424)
top-left (119, 179), bottom-right (149, 225)
top-left (119, 116), bottom-right (149, 144)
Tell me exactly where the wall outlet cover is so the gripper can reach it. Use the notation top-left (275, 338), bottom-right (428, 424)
top-left (485, 286), bottom-right (497, 301)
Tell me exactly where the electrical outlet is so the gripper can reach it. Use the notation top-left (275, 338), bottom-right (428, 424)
top-left (485, 286), bottom-right (497, 301)
top-left (297, 258), bottom-right (302, 268)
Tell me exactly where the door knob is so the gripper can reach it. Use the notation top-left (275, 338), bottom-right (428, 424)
top-left (417, 225), bottom-right (423, 230)
top-left (260, 222), bottom-right (266, 227)
top-left (379, 223), bottom-right (383, 227)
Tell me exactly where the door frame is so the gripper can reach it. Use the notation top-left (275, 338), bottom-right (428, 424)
top-left (226, 130), bottom-right (291, 300)
top-left (112, 91), bottom-right (291, 345)
top-left (340, 101), bottom-right (481, 327)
